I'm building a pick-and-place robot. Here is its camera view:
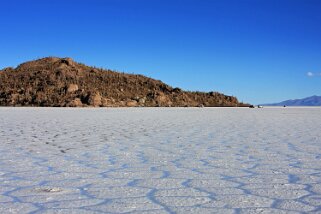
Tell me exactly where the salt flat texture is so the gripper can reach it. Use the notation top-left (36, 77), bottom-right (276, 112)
top-left (0, 107), bottom-right (321, 214)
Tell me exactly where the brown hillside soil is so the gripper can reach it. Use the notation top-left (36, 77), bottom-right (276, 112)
top-left (0, 57), bottom-right (249, 107)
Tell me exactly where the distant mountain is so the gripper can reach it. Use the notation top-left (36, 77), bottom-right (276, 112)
top-left (262, 96), bottom-right (321, 106)
top-left (0, 57), bottom-right (249, 107)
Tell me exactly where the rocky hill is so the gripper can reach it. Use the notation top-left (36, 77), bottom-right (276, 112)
top-left (0, 57), bottom-right (249, 107)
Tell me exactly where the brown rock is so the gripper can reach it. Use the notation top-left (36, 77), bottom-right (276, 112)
top-left (138, 97), bottom-right (146, 105)
top-left (101, 97), bottom-right (115, 107)
top-left (68, 98), bottom-right (83, 107)
top-left (61, 57), bottom-right (75, 66)
top-left (126, 100), bottom-right (138, 107)
top-left (88, 92), bottom-right (102, 107)
top-left (155, 92), bottom-right (172, 106)
top-left (10, 93), bottom-right (20, 105)
top-left (35, 92), bottom-right (47, 105)
top-left (67, 84), bottom-right (79, 93)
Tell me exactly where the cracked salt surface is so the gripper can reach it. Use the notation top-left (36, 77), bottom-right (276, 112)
top-left (0, 107), bottom-right (321, 213)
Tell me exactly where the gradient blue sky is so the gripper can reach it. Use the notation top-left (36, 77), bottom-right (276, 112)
top-left (1, 0), bottom-right (321, 104)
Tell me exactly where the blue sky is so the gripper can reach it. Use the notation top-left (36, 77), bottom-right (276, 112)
top-left (1, 0), bottom-right (321, 104)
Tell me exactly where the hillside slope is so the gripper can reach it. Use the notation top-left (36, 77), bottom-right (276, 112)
top-left (262, 96), bottom-right (321, 106)
top-left (0, 57), bottom-right (248, 107)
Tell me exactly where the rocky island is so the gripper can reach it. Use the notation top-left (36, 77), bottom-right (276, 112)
top-left (0, 57), bottom-right (249, 107)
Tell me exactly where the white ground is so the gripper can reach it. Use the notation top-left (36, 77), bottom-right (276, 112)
top-left (0, 107), bottom-right (320, 214)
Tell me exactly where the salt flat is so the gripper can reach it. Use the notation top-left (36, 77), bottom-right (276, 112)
top-left (0, 107), bottom-right (320, 214)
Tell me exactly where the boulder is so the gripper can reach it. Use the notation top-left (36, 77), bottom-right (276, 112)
top-left (138, 97), bottom-right (146, 105)
top-left (88, 92), bottom-right (102, 107)
top-left (101, 97), bottom-right (115, 107)
top-left (67, 84), bottom-right (79, 93)
top-left (172, 87), bottom-right (182, 93)
top-left (60, 57), bottom-right (75, 66)
top-left (10, 93), bottom-right (20, 105)
top-left (126, 100), bottom-right (138, 107)
top-left (68, 98), bottom-right (83, 107)
top-left (101, 98), bottom-right (108, 107)
top-left (155, 92), bottom-right (172, 106)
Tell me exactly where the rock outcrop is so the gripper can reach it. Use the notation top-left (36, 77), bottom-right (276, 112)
top-left (0, 57), bottom-right (249, 107)
top-left (67, 84), bottom-right (79, 93)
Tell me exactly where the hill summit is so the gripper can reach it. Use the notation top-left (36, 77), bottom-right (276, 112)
top-left (0, 57), bottom-right (248, 107)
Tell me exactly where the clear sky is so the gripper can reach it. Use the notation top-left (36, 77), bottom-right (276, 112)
top-left (1, 0), bottom-right (321, 104)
